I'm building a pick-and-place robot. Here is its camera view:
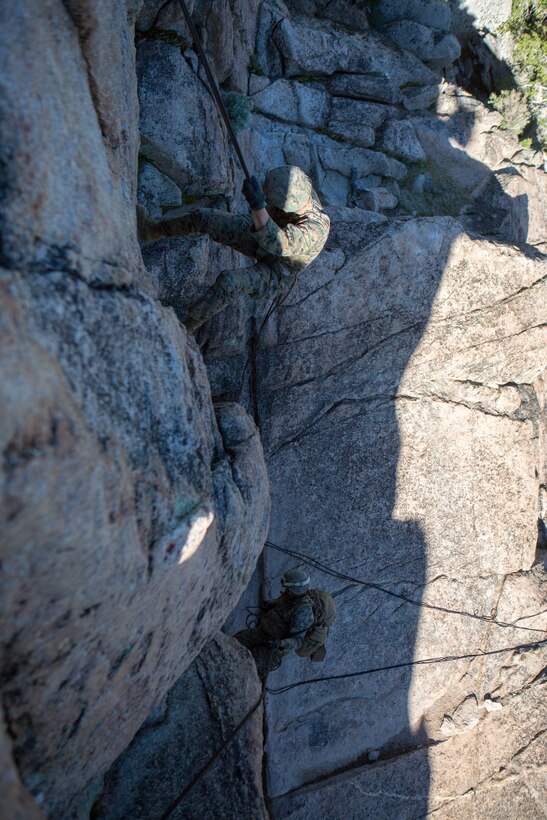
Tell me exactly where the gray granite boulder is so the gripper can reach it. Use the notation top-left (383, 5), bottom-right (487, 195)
top-left (249, 215), bottom-right (546, 798)
top-left (402, 83), bottom-right (440, 110)
top-left (0, 0), bottom-right (142, 285)
top-left (271, 681), bottom-right (546, 818)
top-left (0, 267), bottom-right (270, 814)
top-left (137, 39), bottom-right (232, 195)
top-left (0, 717), bottom-right (45, 820)
top-left (137, 0), bottom-right (259, 91)
top-left (352, 185), bottom-right (399, 210)
top-left (326, 72), bottom-right (402, 104)
top-left (93, 633), bottom-right (267, 820)
top-left (447, 0), bottom-right (512, 39)
top-left (315, 0), bottom-right (369, 31)
top-left (252, 79), bottom-right (330, 128)
top-left (369, 0), bottom-right (452, 32)
top-left (381, 21), bottom-right (461, 68)
top-left (380, 120), bottom-right (426, 162)
top-left (249, 114), bottom-right (407, 205)
top-left (138, 161), bottom-right (182, 219)
top-left (0, 1), bottom-right (270, 816)
top-left (273, 15), bottom-right (438, 86)
top-left (328, 97), bottom-right (390, 136)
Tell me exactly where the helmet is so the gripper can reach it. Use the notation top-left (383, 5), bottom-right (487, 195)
top-left (263, 165), bottom-right (313, 213)
top-left (281, 568), bottom-right (311, 595)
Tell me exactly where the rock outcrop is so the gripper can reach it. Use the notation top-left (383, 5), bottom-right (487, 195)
top-left (254, 216), bottom-right (546, 806)
top-left (91, 633), bottom-right (266, 820)
top-left (1, 0), bottom-right (545, 817)
top-left (0, 1), bottom-right (269, 816)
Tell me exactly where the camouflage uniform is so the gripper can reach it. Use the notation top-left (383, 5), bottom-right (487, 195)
top-left (235, 591), bottom-right (315, 677)
top-left (146, 168), bottom-right (330, 328)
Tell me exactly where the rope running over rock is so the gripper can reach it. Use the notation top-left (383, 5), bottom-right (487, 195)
top-left (159, 639), bottom-right (546, 817)
top-left (265, 540), bottom-right (547, 635)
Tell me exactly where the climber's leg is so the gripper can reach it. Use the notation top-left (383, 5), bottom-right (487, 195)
top-left (184, 261), bottom-right (291, 332)
top-left (145, 207), bottom-right (260, 259)
top-left (235, 627), bottom-right (264, 650)
top-left (235, 630), bottom-right (283, 678)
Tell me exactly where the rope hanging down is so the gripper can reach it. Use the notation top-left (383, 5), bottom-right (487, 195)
top-left (265, 541), bottom-right (547, 635)
top-left (158, 639), bottom-right (546, 818)
top-left (176, 0), bottom-right (253, 181)
top-left (159, 690), bottom-right (265, 820)
top-left (235, 278), bottom-right (297, 401)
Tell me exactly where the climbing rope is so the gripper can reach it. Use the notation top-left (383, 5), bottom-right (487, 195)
top-left (265, 639), bottom-right (547, 695)
top-left (265, 541), bottom-right (547, 635)
top-left (235, 277), bottom-right (297, 402)
top-left (159, 689), bottom-right (265, 820)
top-left (176, 0), bottom-right (253, 181)
top-left (158, 638), bottom-right (546, 816)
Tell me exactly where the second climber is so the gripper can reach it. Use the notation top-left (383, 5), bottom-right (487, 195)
top-left (137, 165), bottom-right (331, 332)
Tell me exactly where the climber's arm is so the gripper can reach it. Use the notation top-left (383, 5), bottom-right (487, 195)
top-left (251, 208), bottom-right (269, 231)
top-left (253, 218), bottom-right (314, 259)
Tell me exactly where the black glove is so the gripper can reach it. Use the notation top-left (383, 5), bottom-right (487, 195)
top-left (242, 175), bottom-right (266, 211)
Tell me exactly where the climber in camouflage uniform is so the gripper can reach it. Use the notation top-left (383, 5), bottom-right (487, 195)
top-left (137, 165), bottom-right (330, 332)
top-left (235, 568), bottom-right (336, 678)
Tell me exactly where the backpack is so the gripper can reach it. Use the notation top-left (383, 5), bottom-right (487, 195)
top-left (295, 589), bottom-right (336, 662)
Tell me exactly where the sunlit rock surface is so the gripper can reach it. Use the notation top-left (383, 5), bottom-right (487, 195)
top-left (1, 0), bottom-right (545, 817)
top-left (252, 216), bottom-right (546, 801)
top-left (0, 0), bottom-right (269, 815)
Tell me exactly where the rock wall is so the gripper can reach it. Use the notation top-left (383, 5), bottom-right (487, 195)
top-left (1, 0), bottom-right (545, 818)
top-left (258, 217), bottom-right (546, 811)
top-left (0, 1), bottom-right (269, 817)
top-left (90, 633), bottom-right (266, 820)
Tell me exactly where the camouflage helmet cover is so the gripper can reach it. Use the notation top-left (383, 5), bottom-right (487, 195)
top-left (263, 165), bottom-right (313, 212)
top-left (281, 567), bottom-right (311, 594)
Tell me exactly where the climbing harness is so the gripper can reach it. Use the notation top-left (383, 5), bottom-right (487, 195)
top-left (295, 588), bottom-right (336, 660)
top-left (176, 0), bottom-right (252, 181)
top-left (265, 540), bottom-right (547, 636)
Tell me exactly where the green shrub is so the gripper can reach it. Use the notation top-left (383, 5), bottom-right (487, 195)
top-left (222, 91), bottom-right (253, 133)
top-left (501, 0), bottom-right (547, 87)
top-left (489, 89), bottom-right (532, 136)
top-left (499, 1), bottom-right (547, 146)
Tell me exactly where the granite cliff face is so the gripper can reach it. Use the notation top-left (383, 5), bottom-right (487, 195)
top-left (0, 1), bottom-right (545, 818)
top-left (0, 1), bottom-right (269, 816)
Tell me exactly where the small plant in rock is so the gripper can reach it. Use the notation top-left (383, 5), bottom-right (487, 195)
top-left (222, 91), bottom-right (253, 133)
top-left (489, 89), bottom-right (532, 137)
top-left (501, 0), bottom-right (547, 88)
top-left (499, 0), bottom-right (547, 146)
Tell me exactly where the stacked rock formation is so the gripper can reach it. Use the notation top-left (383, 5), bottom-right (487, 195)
top-left (138, 0), bottom-right (545, 816)
top-left (0, 0), bottom-right (545, 818)
top-left (0, 1), bottom-right (269, 816)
